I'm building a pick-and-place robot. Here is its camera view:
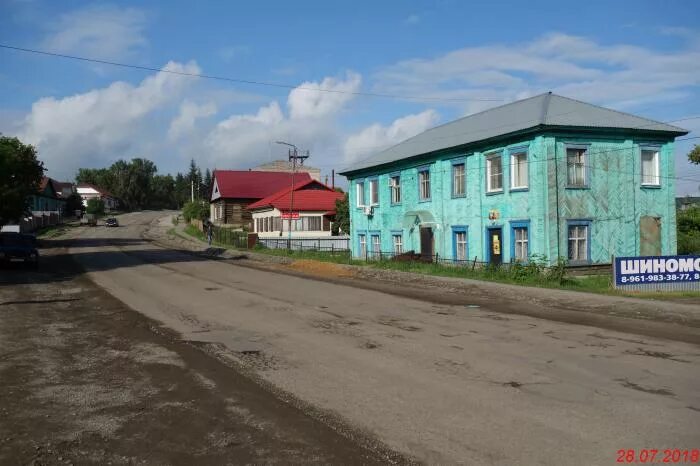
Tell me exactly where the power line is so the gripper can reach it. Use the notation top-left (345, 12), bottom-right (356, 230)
top-left (0, 43), bottom-right (503, 103)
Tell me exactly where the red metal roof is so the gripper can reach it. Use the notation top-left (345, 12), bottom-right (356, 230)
top-left (247, 179), bottom-right (344, 212)
top-left (212, 170), bottom-right (311, 200)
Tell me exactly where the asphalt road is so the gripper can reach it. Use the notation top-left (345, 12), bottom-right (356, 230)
top-left (55, 212), bottom-right (700, 464)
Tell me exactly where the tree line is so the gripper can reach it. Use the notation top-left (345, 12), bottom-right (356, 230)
top-left (76, 158), bottom-right (213, 210)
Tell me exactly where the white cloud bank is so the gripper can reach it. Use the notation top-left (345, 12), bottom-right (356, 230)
top-left (343, 110), bottom-right (439, 163)
top-left (19, 61), bottom-right (200, 175)
top-left (203, 72), bottom-right (363, 168)
top-left (374, 31), bottom-right (700, 113)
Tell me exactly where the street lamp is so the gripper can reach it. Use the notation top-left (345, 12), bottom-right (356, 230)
top-left (275, 141), bottom-right (298, 247)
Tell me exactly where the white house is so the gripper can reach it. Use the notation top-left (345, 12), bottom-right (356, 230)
top-left (76, 184), bottom-right (119, 211)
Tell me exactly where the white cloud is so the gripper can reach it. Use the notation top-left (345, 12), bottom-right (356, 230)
top-left (19, 61), bottom-right (200, 174)
top-left (374, 32), bottom-right (700, 112)
top-left (168, 101), bottom-right (217, 141)
top-left (202, 72), bottom-right (363, 169)
top-left (42, 4), bottom-right (147, 60)
top-left (343, 110), bottom-right (439, 163)
top-left (287, 72), bottom-right (361, 120)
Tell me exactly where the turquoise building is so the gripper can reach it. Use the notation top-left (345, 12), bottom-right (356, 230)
top-left (339, 93), bottom-right (688, 265)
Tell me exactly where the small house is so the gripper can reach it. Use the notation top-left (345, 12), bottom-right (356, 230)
top-left (209, 170), bottom-right (311, 229)
top-left (247, 179), bottom-right (344, 237)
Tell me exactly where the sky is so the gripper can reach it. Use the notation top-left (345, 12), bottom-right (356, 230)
top-left (1, 0), bottom-right (699, 195)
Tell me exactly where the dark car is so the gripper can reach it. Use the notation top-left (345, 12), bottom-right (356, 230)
top-left (105, 217), bottom-right (119, 227)
top-left (0, 232), bottom-right (39, 268)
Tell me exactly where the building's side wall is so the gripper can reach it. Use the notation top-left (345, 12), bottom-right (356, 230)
top-left (547, 136), bottom-right (676, 263)
top-left (211, 198), bottom-right (256, 228)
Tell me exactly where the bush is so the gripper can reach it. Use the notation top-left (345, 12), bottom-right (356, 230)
top-left (182, 200), bottom-right (208, 223)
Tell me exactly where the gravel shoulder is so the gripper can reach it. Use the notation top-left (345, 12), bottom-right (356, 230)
top-left (0, 243), bottom-right (406, 465)
top-left (147, 215), bottom-right (700, 345)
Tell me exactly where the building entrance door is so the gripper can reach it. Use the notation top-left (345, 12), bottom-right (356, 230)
top-left (487, 227), bottom-right (503, 265)
top-left (420, 227), bottom-right (434, 260)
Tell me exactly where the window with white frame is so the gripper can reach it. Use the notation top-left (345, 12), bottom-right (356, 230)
top-left (390, 175), bottom-right (401, 204)
top-left (419, 168), bottom-right (431, 200)
top-left (356, 182), bottom-right (365, 207)
top-left (641, 149), bottom-right (660, 186)
top-left (392, 234), bottom-right (403, 254)
top-left (454, 230), bottom-right (467, 261)
top-left (486, 153), bottom-right (503, 192)
top-left (359, 234), bottom-right (366, 258)
top-left (452, 163), bottom-right (465, 197)
top-left (510, 151), bottom-right (528, 189)
top-left (568, 223), bottom-right (589, 262)
top-left (567, 147), bottom-right (587, 187)
top-left (513, 226), bottom-right (528, 261)
top-left (371, 234), bottom-right (381, 258)
top-left (369, 179), bottom-right (379, 205)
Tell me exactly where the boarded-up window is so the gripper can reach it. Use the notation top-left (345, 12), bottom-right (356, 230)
top-left (640, 216), bottom-right (661, 256)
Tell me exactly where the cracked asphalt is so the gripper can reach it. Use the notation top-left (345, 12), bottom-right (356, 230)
top-left (2, 210), bottom-right (699, 465)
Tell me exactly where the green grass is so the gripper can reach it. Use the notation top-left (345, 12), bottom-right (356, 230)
top-left (36, 224), bottom-right (70, 238)
top-left (184, 224), bottom-right (206, 241)
top-left (180, 226), bottom-right (699, 299)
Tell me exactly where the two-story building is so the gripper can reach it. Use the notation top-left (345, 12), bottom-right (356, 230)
top-left (339, 93), bottom-right (688, 265)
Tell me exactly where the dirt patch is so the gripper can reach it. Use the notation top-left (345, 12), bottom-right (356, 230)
top-left (286, 259), bottom-right (357, 278)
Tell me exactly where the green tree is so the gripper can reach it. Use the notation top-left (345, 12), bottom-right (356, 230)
top-left (203, 168), bottom-right (212, 199)
top-left (182, 200), bottom-right (209, 222)
top-left (332, 193), bottom-right (349, 235)
top-left (65, 192), bottom-right (84, 215)
top-left (86, 198), bottom-right (105, 217)
top-left (688, 145), bottom-right (700, 165)
top-left (0, 136), bottom-right (44, 225)
top-left (677, 206), bottom-right (700, 254)
top-left (151, 174), bottom-right (176, 209)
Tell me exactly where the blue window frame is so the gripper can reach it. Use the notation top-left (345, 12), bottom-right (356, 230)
top-left (417, 165), bottom-right (431, 201)
top-left (451, 158), bottom-right (466, 198)
top-left (452, 226), bottom-right (468, 262)
top-left (510, 220), bottom-right (530, 262)
top-left (389, 172), bottom-right (401, 205)
top-left (566, 220), bottom-right (592, 264)
top-left (565, 144), bottom-right (591, 189)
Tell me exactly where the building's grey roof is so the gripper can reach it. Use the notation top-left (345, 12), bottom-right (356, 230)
top-left (340, 92), bottom-right (688, 175)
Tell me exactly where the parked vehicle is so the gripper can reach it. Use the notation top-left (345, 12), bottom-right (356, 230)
top-left (81, 214), bottom-right (98, 226)
top-left (105, 217), bottom-right (119, 227)
top-left (0, 232), bottom-right (39, 268)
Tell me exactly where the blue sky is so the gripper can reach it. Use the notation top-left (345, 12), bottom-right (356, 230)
top-left (1, 0), bottom-right (699, 194)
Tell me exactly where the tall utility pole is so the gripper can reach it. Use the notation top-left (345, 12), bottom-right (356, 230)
top-left (275, 141), bottom-right (309, 247)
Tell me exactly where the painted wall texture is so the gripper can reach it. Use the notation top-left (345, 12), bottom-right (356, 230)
top-left (348, 133), bottom-right (677, 265)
